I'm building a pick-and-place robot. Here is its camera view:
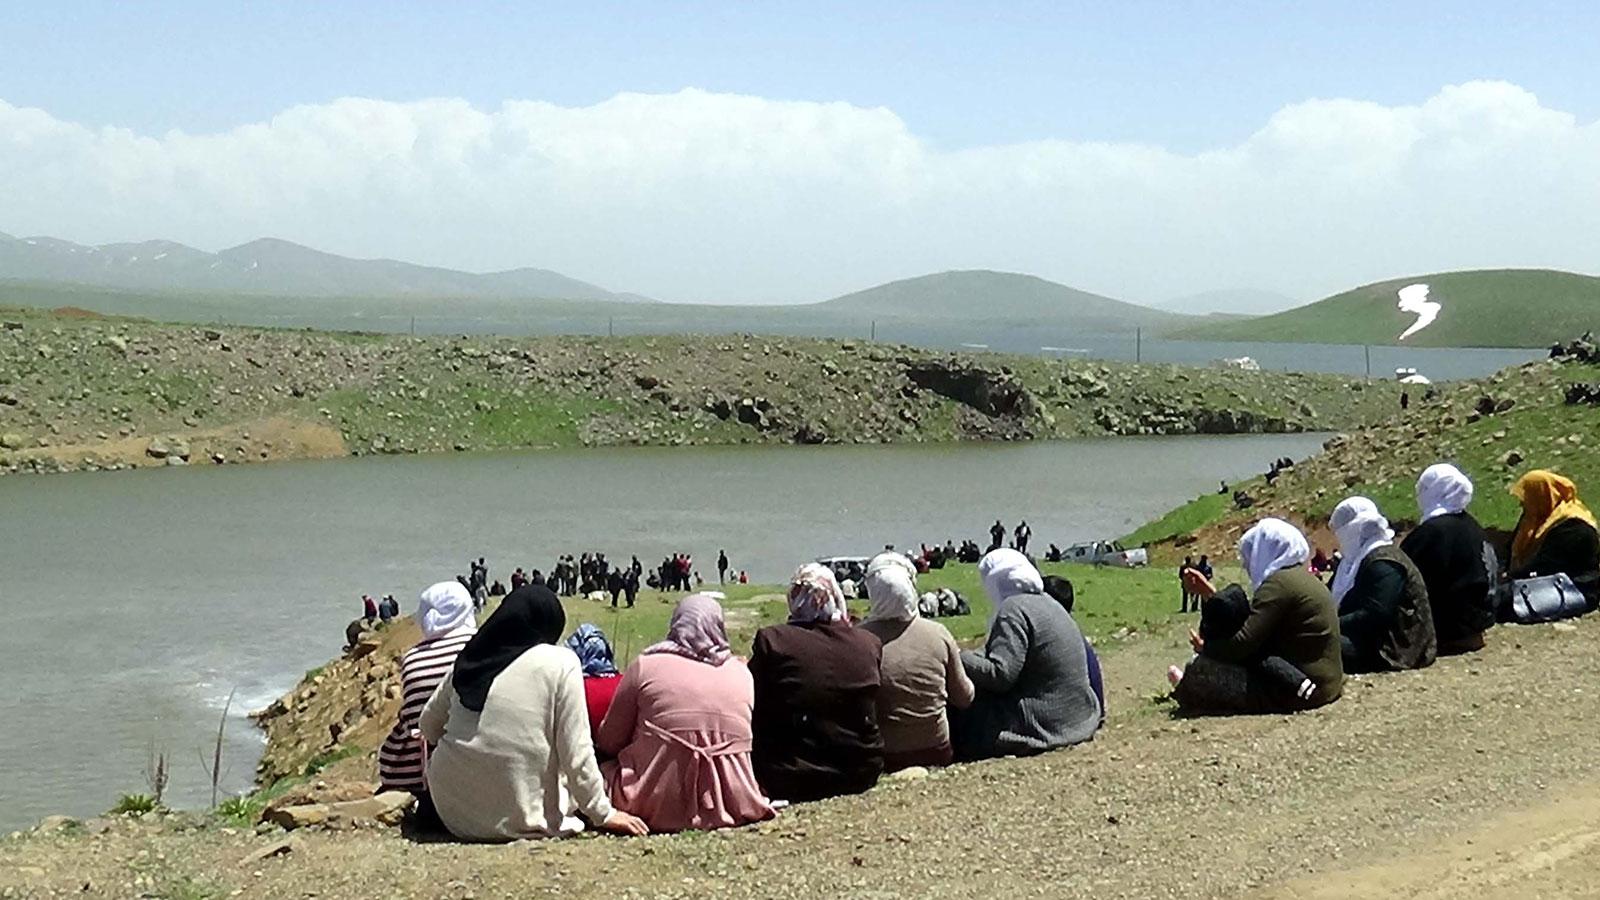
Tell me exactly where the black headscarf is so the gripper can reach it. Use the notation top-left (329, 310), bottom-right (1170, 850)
top-left (451, 584), bottom-right (567, 712)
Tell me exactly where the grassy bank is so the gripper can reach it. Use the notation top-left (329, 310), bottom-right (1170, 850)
top-left (1125, 352), bottom-right (1600, 560)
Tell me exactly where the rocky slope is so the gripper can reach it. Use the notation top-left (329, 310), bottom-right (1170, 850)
top-left (1130, 338), bottom-right (1600, 559)
top-left (0, 306), bottom-right (1405, 476)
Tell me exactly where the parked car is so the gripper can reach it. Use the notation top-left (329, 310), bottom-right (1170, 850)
top-left (1060, 540), bottom-right (1148, 568)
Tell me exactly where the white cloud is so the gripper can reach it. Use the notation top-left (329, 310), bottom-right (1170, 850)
top-left (2, 81), bottom-right (1598, 304)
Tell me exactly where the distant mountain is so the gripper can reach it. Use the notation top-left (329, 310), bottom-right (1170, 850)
top-left (817, 270), bottom-right (1188, 332)
top-left (0, 232), bottom-right (649, 303)
top-left (1156, 288), bottom-right (1300, 316)
top-left (1173, 269), bottom-right (1600, 348)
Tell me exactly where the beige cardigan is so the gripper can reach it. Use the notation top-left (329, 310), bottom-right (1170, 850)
top-left (419, 644), bottom-right (614, 841)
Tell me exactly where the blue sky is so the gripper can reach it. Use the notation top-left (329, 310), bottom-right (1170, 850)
top-left (3, 2), bottom-right (1600, 305)
top-left (7, 1), bottom-right (1597, 151)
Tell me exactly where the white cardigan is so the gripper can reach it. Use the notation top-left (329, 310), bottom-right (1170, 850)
top-left (420, 644), bottom-right (613, 841)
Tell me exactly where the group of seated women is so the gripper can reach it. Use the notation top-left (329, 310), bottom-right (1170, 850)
top-left (382, 548), bottom-right (1104, 841)
top-left (1169, 465), bottom-right (1599, 715)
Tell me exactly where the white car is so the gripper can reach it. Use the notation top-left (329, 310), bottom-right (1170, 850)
top-left (1061, 540), bottom-right (1148, 568)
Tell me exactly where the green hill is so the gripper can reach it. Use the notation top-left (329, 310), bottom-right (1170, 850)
top-left (819, 269), bottom-right (1189, 332)
top-left (1174, 269), bottom-right (1600, 348)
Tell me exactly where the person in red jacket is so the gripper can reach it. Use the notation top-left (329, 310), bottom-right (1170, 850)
top-left (566, 624), bottom-right (622, 741)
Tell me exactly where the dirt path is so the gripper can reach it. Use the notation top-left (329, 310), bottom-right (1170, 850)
top-left (8, 620), bottom-right (1600, 898)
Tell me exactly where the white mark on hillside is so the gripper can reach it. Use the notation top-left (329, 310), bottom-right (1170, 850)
top-left (1396, 283), bottom-right (1441, 341)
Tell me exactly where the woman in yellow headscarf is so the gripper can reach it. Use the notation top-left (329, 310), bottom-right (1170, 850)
top-left (1509, 470), bottom-right (1600, 607)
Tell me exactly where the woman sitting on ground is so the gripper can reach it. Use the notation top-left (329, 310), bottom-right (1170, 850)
top-left (749, 563), bottom-right (884, 802)
top-left (1509, 470), bottom-right (1600, 609)
top-left (1329, 496), bottom-right (1436, 673)
top-left (1174, 519), bottom-right (1343, 714)
top-left (418, 585), bottom-right (648, 841)
top-left (596, 593), bottom-right (775, 832)
top-left (378, 581), bottom-right (478, 797)
top-left (566, 623), bottom-right (622, 741)
top-left (858, 553), bottom-right (975, 771)
top-left (1401, 464), bottom-right (1495, 654)
top-left (1042, 575), bottom-right (1104, 722)
top-left (956, 550), bottom-right (1101, 760)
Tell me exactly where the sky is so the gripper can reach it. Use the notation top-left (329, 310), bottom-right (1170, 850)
top-left (3, 1), bottom-right (1600, 306)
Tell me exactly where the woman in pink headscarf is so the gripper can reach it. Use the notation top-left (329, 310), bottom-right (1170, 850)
top-left (749, 563), bottom-right (884, 802)
top-left (595, 593), bottom-right (775, 832)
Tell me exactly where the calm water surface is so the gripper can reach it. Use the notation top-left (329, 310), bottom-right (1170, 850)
top-left (0, 434), bottom-right (1328, 828)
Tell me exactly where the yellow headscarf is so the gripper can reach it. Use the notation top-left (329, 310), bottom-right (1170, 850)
top-left (1510, 470), bottom-right (1598, 568)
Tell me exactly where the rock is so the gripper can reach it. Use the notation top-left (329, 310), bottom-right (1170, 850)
top-left (145, 436), bottom-right (190, 460)
top-left (0, 433), bottom-right (23, 450)
top-left (0, 392), bottom-right (19, 407)
top-left (34, 815), bottom-right (79, 833)
top-left (1503, 449), bottom-right (1525, 467)
top-left (241, 835), bottom-right (302, 863)
top-left (265, 804), bottom-right (330, 830)
top-left (36, 345), bottom-right (53, 359)
top-left (103, 335), bottom-right (128, 354)
top-left (327, 791), bottom-right (414, 826)
top-left (204, 329), bottom-right (223, 341)
top-left (885, 766), bottom-right (929, 782)
top-left (1495, 398), bottom-right (1517, 414)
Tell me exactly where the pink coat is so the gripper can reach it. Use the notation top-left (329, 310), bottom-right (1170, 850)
top-left (596, 653), bottom-right (775, 833)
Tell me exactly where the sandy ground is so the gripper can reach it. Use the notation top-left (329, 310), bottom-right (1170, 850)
top-left (7, 618), bottom-right (1600, 899)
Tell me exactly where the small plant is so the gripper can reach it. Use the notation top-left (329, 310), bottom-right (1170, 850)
top-left (197, 688), bottom-right (235, 809)
top-left (111, 793), bottom-right (160, 816)
top-left (145, 741), bottom-right (170, 807)
top-left (215, 794), bottom-right (259, 828)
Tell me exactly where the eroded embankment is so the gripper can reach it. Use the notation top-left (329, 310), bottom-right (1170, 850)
top-left (0, 306), bottom-right (1404, 476)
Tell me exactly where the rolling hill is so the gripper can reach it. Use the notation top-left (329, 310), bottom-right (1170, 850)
top-left (818, 270), bottom-right (1189, 332)
top-left (1173, 269), bottom-right (1600, 348)
top-left (0, 231), bottom-right (648, 302)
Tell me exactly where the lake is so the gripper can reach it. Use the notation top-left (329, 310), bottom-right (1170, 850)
top-left (0, 433), bottom-right (1328, 828)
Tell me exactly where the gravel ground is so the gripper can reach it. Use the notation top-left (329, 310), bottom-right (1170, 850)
top-left (8, 617), bottom-right (1600, 898)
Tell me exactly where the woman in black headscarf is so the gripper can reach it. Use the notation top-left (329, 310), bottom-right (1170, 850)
top-left (419, 585), bottom-right (648, 841)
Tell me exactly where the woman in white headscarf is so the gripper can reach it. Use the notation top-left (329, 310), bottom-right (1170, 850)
top-left (378, 581), bottom-right (479, 794)
top-left (858, 553), bottom-right (974, 771)
top-left (1174, 519), bottom-right (1345, 715)
top-left (1399, 465), bottom-right (1494, 653)
top-left (954, 549), bottom-right (1100, 761)
top-left (1329, 497), bottom-right (1436, 673)
top-left (748, 563), bottom-right (884, 802)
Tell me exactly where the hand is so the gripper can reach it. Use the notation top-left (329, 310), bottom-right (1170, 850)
top-left (1183, 570), bottom-right (1217, 599)
top-left (1189, 629), bottom-right (1205, 654)
top-left (601, 810), bottom-right (649, 837)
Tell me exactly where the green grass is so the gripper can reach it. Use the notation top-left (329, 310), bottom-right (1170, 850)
top-left (110, 793), bottom-right (160, 816)
top-left (553, 563), bottom-right (1195, 662)
top-left (1175, 269), bottom-right (1600, 348)
top-left (1120, 492), bottom-right (1231, 547)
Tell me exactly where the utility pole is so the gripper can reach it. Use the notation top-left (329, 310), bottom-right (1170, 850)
top-left (409, 316), bottom-right (416, 336)
top-left (1135, 328), bottom-right (1142, 364)
top-left (870, 320), bottom-right (876, 342)
top-left (1364, 345), bottom-right (1371, 381)
top-left (608, 317), bottom-right (614, 338)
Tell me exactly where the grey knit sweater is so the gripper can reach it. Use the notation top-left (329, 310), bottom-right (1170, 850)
top-left (959, 593), bottom-right (1101, 757)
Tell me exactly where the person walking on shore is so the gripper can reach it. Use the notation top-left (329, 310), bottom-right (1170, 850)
top-left (1014, 521), bottom-right (1032, 555)
top-left (718, 550), bottom-right (730, 585)
top-left (990, 520), bottom-right (1006, 553)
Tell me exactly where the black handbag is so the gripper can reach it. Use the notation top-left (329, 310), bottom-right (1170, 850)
top-left (1503, 572), bottom-right (1586, 624)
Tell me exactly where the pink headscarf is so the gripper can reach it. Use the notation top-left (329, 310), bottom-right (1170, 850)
top-left (642, 592), bottom-right (733, 666)
top-left (787, 563), bottom-right (849, 624)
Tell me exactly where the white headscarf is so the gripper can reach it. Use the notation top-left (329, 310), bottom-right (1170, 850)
top-left (1416, 463), bottom-right (1474, 522)
top-left (863, 552), bottom-right (920, 622)
top-left (1328, 496), bottom-right (1396, 608)
top-left (1238, 518), bottom-right (1312, 591)
top-left (787, 563), bottom-right (850, 624)
top-left (417, 580), bottom-right (477, 640)
top-left (978, 548), bottom-right (1044, 628)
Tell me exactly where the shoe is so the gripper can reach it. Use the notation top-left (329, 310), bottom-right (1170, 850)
top-left (1167, 665), bottom-right (1184, 687)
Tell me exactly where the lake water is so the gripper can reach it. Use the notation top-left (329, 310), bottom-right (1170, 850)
top-left (0, 433), bottom-right (1329, 828)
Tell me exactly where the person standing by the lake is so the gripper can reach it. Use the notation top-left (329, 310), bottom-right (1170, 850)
top-left (362, 594), bottom-right (378, 622)
top-left (718, 550), bottom-right (730, 585)
top-left (1014, 521), bottom-right (1032, 554)
top-left (989, 520), bottom-right (1006, 552)
top-left (1179, 556), bottom-right (1196, 612)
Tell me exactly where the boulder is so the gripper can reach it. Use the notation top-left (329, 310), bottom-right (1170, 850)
top-left (0, 433), bottom-right (24, 450)
top-left (265, 804), bottom-right (329, 830)
top-left (145, 436), bottom-right (190, 460)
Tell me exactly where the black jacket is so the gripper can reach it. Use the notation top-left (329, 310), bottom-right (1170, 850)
top-left (1338, 545), bottom-right (1437, 674)
top-left (1400, 512), bottom-right (1495, 643)
top-left (1513, 518), bottom-right (1600, 609)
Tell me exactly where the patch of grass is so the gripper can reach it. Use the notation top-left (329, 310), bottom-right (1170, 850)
top-left (301, 665), bottom-right (325, 683)
top-left (110, 793), bottom-right (160, 816)
top-left (1120, 492), bottom-right (1231, 547)
top-left (303, 745), bottom-right (362, 777)
top-left (155, 875), bottom-right (223, 900)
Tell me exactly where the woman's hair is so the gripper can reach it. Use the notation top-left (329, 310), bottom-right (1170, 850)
top-left (1041, 575), bottom-right (1075, 614)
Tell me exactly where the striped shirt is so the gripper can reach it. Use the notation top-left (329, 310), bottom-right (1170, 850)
top-left (378, 629), bottom-right (475, 792)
